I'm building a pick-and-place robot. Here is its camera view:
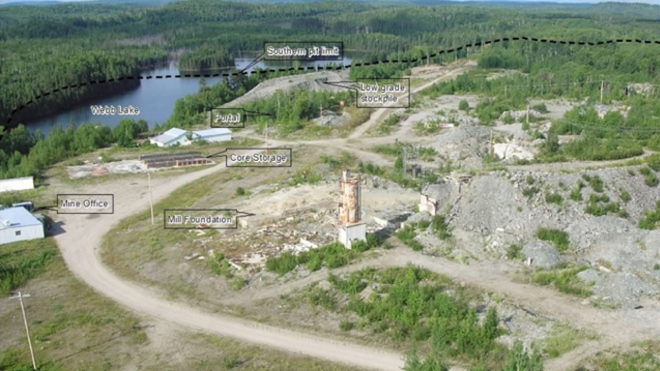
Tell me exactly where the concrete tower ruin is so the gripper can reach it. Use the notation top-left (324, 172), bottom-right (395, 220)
top-left (337, 169), bottom-right (366, 248)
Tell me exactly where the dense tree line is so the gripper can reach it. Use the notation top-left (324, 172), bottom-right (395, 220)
top-left (8, 0), bottom-right (660, 131)
top-left (0, 119), bottom-right (148, 180)
top-left (5, 0), bottom-right (660, 175)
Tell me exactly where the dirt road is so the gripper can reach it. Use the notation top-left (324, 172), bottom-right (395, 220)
top-left (53, 163), bottom-right (405, 371)
top-left (49, 60), bottom-right (659, 371)
top-left (349, 62), bottom-right (475, 139)
top-left (226, 245), bottom-right (660, 371)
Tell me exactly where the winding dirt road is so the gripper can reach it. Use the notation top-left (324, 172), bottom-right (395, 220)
top-left (53, 163), bottom-right (405, 371)
top-left (49, 61), bottom-right (660, 371)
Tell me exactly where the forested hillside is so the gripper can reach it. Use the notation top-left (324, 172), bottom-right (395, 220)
top-left (4, 0), bottom-right (660, 180)
top-left (5, 0), bottom-right (660, 128)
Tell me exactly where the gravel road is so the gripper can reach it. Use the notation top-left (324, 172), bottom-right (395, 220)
top-left (53, 160), bottom-right (405, 371)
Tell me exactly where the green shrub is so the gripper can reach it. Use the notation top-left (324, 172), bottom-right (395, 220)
top-left (221, 355), bottom-right (239, 370)
top-left (459, 100), bottom-right (470, 111)
top-left (431, 215), bottom-right (451, 240)
top-left (339, 320), bottom-right (354, 331)
top-left (532, 103), bottom-right (549, 114)
top-left (522, 186), bottom-right (540, 198)
top-left (585, 194), bottom-right (620, 216)
top-left (536, 228), bottom-right (570, 252)
top-left (639, 201), bottom-right (660, 230)
top-left (208, 252), bottom-right (233, 279)
top-left (266, 236), bottom-right (382, 275)
top-left (639, 166), bottom-right (659, 187)
top-left (570, 181), bottom-right (585, 201)
top-left (545, 192), bottom-right (563, 205)
top-left (507, 244), bottom-right (523, 260)
top-left (619, 188), bottom-right (631, 203)
top-left (235, 187), bottom-right (246, 196)
top-left (232, 277), bottom-right (246, 290)
top-left (587, 175), bottom-right (604, 192)
top-left (306, 287), bottom-right (336, 310)
top-left (532, 266), bottom-right (592, 297)
top-left (0, 239), bottom-right (58, 297)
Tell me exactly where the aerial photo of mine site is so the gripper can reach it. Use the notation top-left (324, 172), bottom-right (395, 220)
top-left (2, 0), bottom-right (660, 370)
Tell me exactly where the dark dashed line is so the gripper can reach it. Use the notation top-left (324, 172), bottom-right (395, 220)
top-left (5, 36), bottom-right (660, 127)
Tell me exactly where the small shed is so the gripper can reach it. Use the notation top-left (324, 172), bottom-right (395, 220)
top-left (0, 207), bottom-right (45, 245)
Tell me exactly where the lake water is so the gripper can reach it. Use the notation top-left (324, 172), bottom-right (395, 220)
top-left (27, 55), bottom-right (352, 135)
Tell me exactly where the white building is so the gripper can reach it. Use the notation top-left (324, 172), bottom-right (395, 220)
top-left (0, 207), bottom-right (45, 245)
top-left (0, 177), bottom-right (34, 193)
top-left (150, 128), bottom-right (232, 147)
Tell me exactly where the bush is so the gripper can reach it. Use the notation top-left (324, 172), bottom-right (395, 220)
top-left (395, 225), bottom-right (424, 251)
top-left (545, 193), bottom-right (563, 205)
top-left (458, 99), bottom-right (470, 111)
top-left (570, 180), bottom-right (585, 201)
top-left (235, 187), bottom-right (246, 196)
top-left (536, 227), bottom-right (570, 252)
top-left (532, 266), bottom-right (592, 297)
top-left (587, 175), bottom-right (604, 192)
top-left (532, 103), bottom-right (549, 114)
top-left (507, 244), bottom-right (523, 260)
top-left (503, 341), bottom-right (543, 371)
top-left (339, 320), bottom-right (354, 331)
top-left (639, 201), bottom-right (660, 230)
top-left (431, 215), bottom-right (451, 240)
top-left (639, 166), bottom-right (659, 187)
top-left (619, 188), bottom-right (631, 203)
top-left (0, 239), bottom-right (58, 296)
top-left (266, 236), bottom-right (382, 275)
top-left (585, 194), bottom-right (620, 216)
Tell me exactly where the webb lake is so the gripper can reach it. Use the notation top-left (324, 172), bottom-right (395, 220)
top-left (26, 56), bottom-right (352, 135)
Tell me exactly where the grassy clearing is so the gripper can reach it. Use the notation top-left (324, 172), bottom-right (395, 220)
top-left (0, 238), bottom-right (59, 296)
top-left (543, 321), bottom-right (594, 358)
top-left (1, 248), bottom-right (148, 371)
top-left (1, 244), bottom-right (369, 371)
top-left (307, 266), bottom-right (509, 370)
top-left (532, 265), bottom-right (592, 297)
top-left (100, 164), bottom-right (267, 284)
top-left (265, 234), bottom-right (382, 275)
top-left (579, 341), bottom-right (660, 371)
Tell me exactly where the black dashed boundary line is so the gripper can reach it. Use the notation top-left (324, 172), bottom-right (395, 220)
top-left (5, 36), bottom-right (660, 127)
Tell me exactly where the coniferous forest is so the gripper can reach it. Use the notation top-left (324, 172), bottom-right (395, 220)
top-left (4, 0), bottom-right (660, 178)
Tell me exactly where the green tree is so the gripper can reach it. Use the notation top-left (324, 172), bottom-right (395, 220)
top-left (483, 306), bottom-right (500, 340)
top-left (543, 133), bottom-right (560, 154)
top-left (503, 341), bottom-right (544, 371)
top-left (395, 156), bottom-right (404, 171)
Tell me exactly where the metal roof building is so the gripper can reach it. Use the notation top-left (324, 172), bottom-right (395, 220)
top-left (0, 177), bottom-right (34, 193)
top-left (150, 128), bottom-right (189, 147)
top-left (150, 128), bottom-right (232, 147)
top-left (0, 207), bottom-right (45, 245)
